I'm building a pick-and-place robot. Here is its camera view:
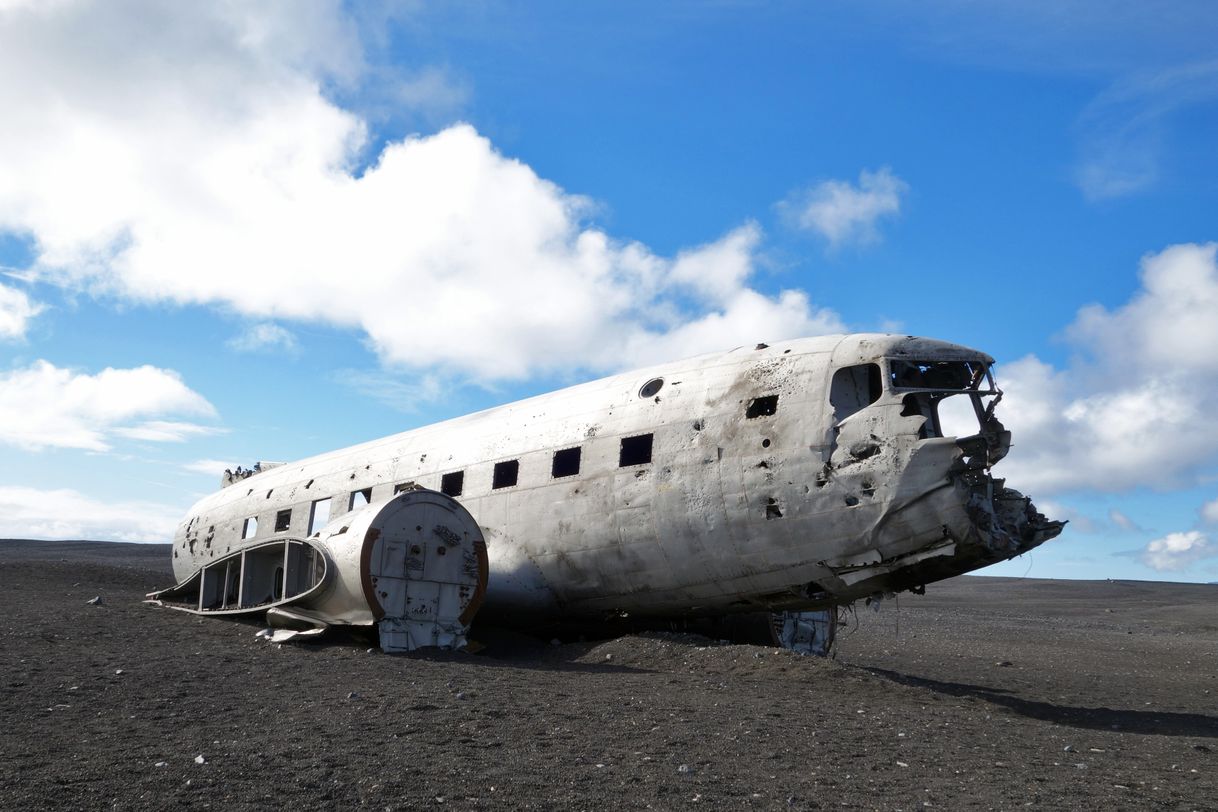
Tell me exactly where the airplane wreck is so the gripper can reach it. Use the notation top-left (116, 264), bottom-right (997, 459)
top-left (148, 334), bottom-right (1064, 654)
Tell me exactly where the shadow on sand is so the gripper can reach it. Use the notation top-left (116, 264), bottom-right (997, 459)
top-left (866, 667), bottom-right (1218, 738)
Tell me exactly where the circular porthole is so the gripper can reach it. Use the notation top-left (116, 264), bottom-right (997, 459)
top-left (639, 378), bottom-right (664, 398)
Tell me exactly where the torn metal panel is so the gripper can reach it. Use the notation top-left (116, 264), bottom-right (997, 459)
top-left (221, 460), bottom-right (286, 489)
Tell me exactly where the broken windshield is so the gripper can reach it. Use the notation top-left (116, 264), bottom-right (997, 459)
top-left (889, 359), bottom-right (994, 393)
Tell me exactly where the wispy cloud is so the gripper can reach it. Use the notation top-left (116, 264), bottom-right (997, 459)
top-left (182, 458), bottom-right (240, 478)
top-left (826, 2), bottom-right (1218, 202)
top-left (1201, 496), bottom-right (1218, 525)
top-left (0, 485), bottom-right (180, 543)
top-left (844, 1), bottom-right (1218, 76)
top-left (0, 282), bottom-right (41, 338)
top-left (394, 65), bottom-right (468, 110)
top-left (1030, 498), bottom-right (1098, 534)
top-left (1074, 60), bottom-right (1218, 200)
top-left (1108, 509), bottom-right (1141, 532)
top-left (0, 361), bottom-right (217, 452)
top-left (113, 420), bottom-right (225, 443)
top-left (778, 168), bottom-right (908, 249)
top-left (330, 367), bottom-right (446, 413)
top-left (227, 323), bottom-right (299, 354)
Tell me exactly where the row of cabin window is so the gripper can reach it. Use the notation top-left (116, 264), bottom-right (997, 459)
top-left (238, 432), bottom-right (656, 540)
top-left (445, 432), bottom-right (653, 497)
top-left (236, 391), bottom-right (785, 541)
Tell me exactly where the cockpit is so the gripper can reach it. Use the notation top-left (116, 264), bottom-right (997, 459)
top-left (828, 353), bottom-right (1010, 466)
top-left (889, 359), bottom-right (1001, 442)
top-left (813, 336), bottom-right (1061, 598)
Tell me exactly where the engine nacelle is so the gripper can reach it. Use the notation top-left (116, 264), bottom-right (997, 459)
top-left (301, 489), bottom-right (488, 650)
top-left (149, 489), bottom-right (488, 652)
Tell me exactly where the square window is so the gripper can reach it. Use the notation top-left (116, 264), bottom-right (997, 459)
top-left (242, 516), bottom-right (258, 539)
top-left (349, 488), bottom-right (372, 511)
top-left (492, 460), bottom-right (519, 489)
top-left (552, 447), bottom-right (581, 478)
top-left (619, 434), bottom-right (653, 467)
top-left (308, 498), bottom-right (331, 535)
top-left (274, 509), bottom-right (292, 533)
top-left (440, 471), bottom-right (464, 497)
top-left (746, 394), bottom-right (779, 419)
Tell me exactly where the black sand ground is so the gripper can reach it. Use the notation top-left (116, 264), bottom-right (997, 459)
top-left (1, 539), bottom-right (1214, 810)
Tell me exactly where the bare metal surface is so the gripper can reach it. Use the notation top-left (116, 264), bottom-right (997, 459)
top-left (160, 334), bottom-right (1063, 651)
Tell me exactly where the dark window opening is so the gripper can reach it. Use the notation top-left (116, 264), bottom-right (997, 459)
top-left (830, 363), bottom-right (883, 422)
top-left (890, 359), bottom-right (989, 392)
top-left (492, 460), bottom-right (519, 489)
top-left (274, 509), bottom-right (292, 533)
top-left (619, 433), bottom-right (653, 467)
top-left (552, 447), bottom-right (581, 478)
top-left (440, 471), bottom-right (464, 497)
top-left (746, 394), bottom-right (779, 419)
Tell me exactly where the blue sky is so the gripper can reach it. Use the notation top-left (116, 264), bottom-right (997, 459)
top-left (1, 1), bottom-right (1217, 581)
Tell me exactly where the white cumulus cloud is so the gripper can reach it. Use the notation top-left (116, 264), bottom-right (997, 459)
top-left (0, 1), bottom-right (841, 384)
top-left (0, 282), bottom-right (41, 338)
top-left (0, 361), bottom-right (217, 451)
top-left (1066, 243), bottom-right (1218, 369)
top-left (780, 167), bottom-right (908, 248)
top-left (997, 243), bottom-right (1218, 495)
top-left (1139, 530), bottom-right (1217, 572)
top-left (0, 485), bottom-right (180, 542)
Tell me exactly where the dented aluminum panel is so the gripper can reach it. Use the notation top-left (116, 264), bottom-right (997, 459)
top-left (153, 334), bottom-right (1063, 654)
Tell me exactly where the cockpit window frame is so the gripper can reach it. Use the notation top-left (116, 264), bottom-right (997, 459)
top-left (886, 358), bottom-right (998, 395)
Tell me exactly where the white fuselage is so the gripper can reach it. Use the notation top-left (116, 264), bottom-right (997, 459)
top-left (172, 334), bottom-right (1061, 623)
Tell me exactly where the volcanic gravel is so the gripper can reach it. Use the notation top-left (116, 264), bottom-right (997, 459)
top-left (1, 539), bottom-right (1215, 810)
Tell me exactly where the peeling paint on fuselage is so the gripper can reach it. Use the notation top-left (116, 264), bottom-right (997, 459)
top-left (172, 334), bottom-right (1063, 626)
